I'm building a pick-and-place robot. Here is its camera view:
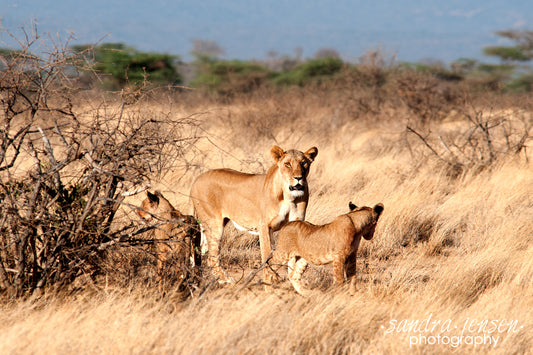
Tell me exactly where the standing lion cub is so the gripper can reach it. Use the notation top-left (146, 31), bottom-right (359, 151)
top-left (273, 202), bottom-right (384, 295)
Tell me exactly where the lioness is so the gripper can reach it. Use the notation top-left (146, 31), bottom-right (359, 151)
top-left (273, 202), bottom-right (384, 295)
top-left (190, 145), bottom-right (318, 283)
top-left (137, 191), bottom-right (201, 284)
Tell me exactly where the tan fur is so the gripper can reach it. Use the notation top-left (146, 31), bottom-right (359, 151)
top-left (273, 202), bottom-right (384, 296)
top-left (137, 191), bottom-right (201, 284)
top-left (190, 145), bottom-right (318, 283)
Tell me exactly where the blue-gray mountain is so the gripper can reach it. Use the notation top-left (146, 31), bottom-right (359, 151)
top-left (2, 0), bottom-right (531, 63)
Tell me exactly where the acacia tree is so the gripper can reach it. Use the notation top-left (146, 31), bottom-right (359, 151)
top-left (72, 43), bottom-right (183, 89)
top-left (484, 30), bottom-right (533, 63)
top-left (482, 29), bottom-right (533, 91)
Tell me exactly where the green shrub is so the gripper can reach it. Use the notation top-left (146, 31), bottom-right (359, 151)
top-left (399, 62), bottom-right (463, 82)
top-left (273, 57), bottom-right (343, 86)
top-left (191, 59), bottom-right (271, 94)
top-left (505, 72), bottom-right (533, 92)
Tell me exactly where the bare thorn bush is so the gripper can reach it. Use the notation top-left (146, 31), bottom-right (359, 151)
top-left (406, 96), bottom-right (532, 176)
top-left (0, 26), bottom-right (199, 297)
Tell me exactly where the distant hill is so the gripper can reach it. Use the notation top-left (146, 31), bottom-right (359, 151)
top-left (2, 0), bottom-right (532, 63)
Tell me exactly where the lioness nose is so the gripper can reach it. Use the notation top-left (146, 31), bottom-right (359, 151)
top-left (294, 176), bottom-right (302, 182)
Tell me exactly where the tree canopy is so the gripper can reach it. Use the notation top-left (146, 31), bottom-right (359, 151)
top-left (72, 43), bottom-right (182, 89)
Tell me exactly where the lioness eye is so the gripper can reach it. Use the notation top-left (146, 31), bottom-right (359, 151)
top-left (285, 162), bottom-right (291, 168)
top-left (301, 161), bottom-right (308, 168)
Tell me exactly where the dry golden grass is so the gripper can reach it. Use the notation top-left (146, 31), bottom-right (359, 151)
top-left (1, 88), bottom-right (532, 354)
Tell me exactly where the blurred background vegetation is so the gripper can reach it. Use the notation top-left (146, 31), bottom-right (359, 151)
top-left (2, 29), bottom-right (532, 95)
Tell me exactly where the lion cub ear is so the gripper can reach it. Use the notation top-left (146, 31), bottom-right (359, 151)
top-left (349, 201), bottom-right (357, 211)
top-left (304, 147), bottom-right (318, 162)
top-left (271, 146), bottom-right (285, 162)
top-left (147, 191), bottom-right (160, 205)
top-left (373, 203), bottom-right (384, 216)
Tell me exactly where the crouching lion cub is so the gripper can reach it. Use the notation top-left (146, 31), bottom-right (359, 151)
top-left (273, 202), bottom-right (384, 295)
top-left (137, 191), bottom-right (201, 285)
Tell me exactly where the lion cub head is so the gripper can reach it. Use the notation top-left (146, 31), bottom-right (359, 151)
top-left (137, 191), bottom-right (177, 222)
top-left (270, 145), bottom-right (318, 199)
top-left (348, 201), bottom-right (384, 241)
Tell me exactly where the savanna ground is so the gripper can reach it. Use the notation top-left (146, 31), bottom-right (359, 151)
top-left (1, 76), bottom-right (532, 354)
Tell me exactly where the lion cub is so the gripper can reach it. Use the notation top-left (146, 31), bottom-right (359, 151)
top-left (137, 191), bottom-right (201, 285)
top-left (273, 202), bottom-right (384, 295)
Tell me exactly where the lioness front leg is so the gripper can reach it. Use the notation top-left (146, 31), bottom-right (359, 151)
top-left (262, 213), bottom-right (289, 284)
top-left (260, 224), bottom-right (278, 284)
top-left (292, 200), bottom-right (307, 221)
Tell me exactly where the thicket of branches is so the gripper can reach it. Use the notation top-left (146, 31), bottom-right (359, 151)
top-left (0, 25), bottom-right (197, 297)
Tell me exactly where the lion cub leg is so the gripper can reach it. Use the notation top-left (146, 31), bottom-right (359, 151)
top-left (156, 242), bottom-right (172, 285)
top-left (345, 252), bottom-right (357, 295)
top-left (288, 256), bottom-right (309, 296)
top-left (332, 255), bottom-right (347, 285)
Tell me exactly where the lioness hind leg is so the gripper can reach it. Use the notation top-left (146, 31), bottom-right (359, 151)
top-left (199, 224), bottom-right (208, 256)
top-left (288, 256), bottom-right (309, 296)
top-left (202, 220), bottom-right (234, 283)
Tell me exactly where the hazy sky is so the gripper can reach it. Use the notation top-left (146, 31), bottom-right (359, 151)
top-left (1, 0), bottom-right (532, 63)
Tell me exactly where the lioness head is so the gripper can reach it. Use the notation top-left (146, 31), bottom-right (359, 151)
top-left (348, 201), bottom-right (384, 240)
top-left (271, 145), bottom-right (318, 198)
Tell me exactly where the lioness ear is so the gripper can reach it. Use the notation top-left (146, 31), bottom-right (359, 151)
top-left (374, 203), bottom-right (384, 216)
top-left (147, 191), bottom-right (159, 204)
top-left (271, 146), bottom-right (285, 162)
top-left (304, 147), bottom-right (318, 162)
top-left (349, 201), bottom-right (357, 211)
